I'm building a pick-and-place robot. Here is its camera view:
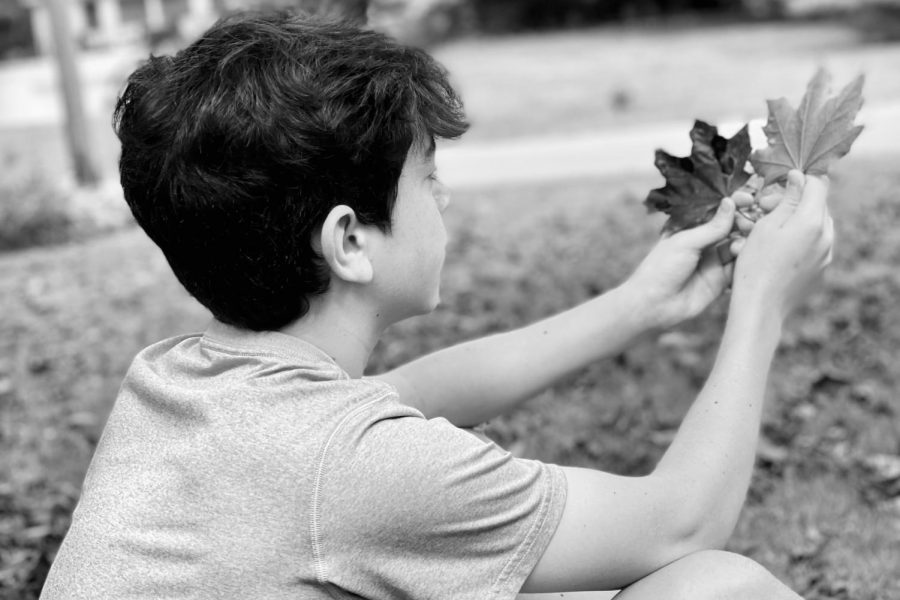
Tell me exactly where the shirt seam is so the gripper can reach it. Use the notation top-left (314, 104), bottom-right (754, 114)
top-left (200, 338), bottom-right (349, 381)
top-left (490, 463), bottom-right (558, 599)
top-left (309, 392), bottom-right (396, 585)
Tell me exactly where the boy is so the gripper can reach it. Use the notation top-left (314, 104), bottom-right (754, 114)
top-left (41, 11), bottom-right (833, 600)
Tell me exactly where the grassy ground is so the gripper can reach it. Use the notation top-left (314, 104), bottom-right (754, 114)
top-left (2, 17), bottom-right (899, 600)
top-left (2, 156), bottom-right (899, 598)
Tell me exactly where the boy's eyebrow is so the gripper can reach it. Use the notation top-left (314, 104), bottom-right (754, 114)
top-left (425, 137), bottom-right (436, 159)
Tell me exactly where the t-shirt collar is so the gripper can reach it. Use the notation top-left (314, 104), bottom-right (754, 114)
top-left (202, 319), bottom-right (350, 380)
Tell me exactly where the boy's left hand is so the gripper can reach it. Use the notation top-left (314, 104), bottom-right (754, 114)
top-left (622, 197), bottom-right (740, 331)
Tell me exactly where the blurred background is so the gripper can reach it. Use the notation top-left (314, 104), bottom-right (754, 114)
top-left (1, 1), bottom-right (899, 598)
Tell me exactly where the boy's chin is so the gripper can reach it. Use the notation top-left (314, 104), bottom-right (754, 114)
top-left (417, 297), bottom-right (443, 318)
top-left (393, 292), bottom-right (441, 324)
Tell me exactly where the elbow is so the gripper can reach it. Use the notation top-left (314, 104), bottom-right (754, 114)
top-left (671, 508), bottom-right (736, 554)
top-left (652, 478), bottom-right (739, 560)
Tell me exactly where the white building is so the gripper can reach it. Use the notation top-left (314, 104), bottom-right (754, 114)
top-left (24, 0), bottom-right (218, 54)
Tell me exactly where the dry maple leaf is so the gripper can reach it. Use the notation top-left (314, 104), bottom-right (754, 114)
top-left (645, 120), bottom-right (751, 233)
top-left (751, 68), bottom-right (865, 184)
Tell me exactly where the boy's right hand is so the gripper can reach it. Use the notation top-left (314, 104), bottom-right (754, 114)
top-left (730, 170), bottom-right (834, 323)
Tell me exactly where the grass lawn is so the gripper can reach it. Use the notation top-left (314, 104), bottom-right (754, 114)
top-left (2, 154), bottom-right (899, 597)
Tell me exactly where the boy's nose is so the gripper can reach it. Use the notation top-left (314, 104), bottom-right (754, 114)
top-left (435, 180), bottom-right (451, 213)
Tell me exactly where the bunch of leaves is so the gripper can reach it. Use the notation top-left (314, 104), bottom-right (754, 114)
top-left (646, 68), bottom-right (865, 233)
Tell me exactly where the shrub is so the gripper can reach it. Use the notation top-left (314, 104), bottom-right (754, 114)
top-left (0, 154), bottom-right (134, 254)
top-left (0, 156), bottom-right (75, 252)
top-left (852, 2), bottom-right (900, 42)
top-left (460, 0), bottom-right (755, 33)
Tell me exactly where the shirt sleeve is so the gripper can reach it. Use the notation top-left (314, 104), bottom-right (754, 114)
top-left (309, 396), bottom-right (567, 600)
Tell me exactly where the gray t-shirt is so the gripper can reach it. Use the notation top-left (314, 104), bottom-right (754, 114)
top-left (41, 320), bottom-right (567, 599)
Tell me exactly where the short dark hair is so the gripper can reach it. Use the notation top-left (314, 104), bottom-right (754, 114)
top-left (114, 11), bottom-right (468, 331)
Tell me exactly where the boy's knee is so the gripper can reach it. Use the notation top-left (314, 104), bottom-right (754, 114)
top-left (670, 550), bottom-right (802, 600)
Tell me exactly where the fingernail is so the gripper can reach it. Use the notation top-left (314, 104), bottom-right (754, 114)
top-left (787, 170), bottom-right (805, 188)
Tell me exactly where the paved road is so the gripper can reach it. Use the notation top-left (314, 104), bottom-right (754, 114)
top-left (436, 103), bottom-right (900, 190)
top-left (2, 52), bottom-right (897, 190)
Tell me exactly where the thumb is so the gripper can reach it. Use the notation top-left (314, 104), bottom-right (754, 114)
top-left (769, 170), bottom-right (806, 223)
top-left (675, 197), bottom-right (735, 249)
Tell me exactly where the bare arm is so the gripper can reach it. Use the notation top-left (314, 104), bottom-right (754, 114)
top-left (523, 172), bottom-right (833, 592)
top-left (377, 199), bottom-right (741, 426)
top-left (524, 296), bottom-right (781, 592)
top-left (377, 285), bottom-right (650, 426)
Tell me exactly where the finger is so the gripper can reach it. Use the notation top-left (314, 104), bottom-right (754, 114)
top-left (715, 238), bottom-right (735, 264)
top-left (699, 244), bottom-right (731, 293)
top-left (731, 191), bottom-right (755, 208)
top-left (738, 174), bottom-right (763, 197)
top-left (795, 174), bottom-right (830, 221)
top-left (823, 212), bottom-right (835, 265)
top-left (723, 260), bottom-right (735, 289)
top-left (768, 170), bottom-right (805, 224)
top-left (735, 212), bottom-right (754, 235)
top-left (730, 236), bottom-right (747, 257)
top-left (675, 198), bottom-right (735, 249)
top-left (758, 185), bottom-right (782, 212)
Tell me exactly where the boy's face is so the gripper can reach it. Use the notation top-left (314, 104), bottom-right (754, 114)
top-left (371, 138), bottom-right (450, 324)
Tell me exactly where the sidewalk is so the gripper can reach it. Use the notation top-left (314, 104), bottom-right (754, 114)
top-left (2, 52), bottom-right (897, 190)
top-left (436, 102), bottom-right (900, 190)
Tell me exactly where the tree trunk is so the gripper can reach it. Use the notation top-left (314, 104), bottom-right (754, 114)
top-left (46, 0), bottom-right (100, 185)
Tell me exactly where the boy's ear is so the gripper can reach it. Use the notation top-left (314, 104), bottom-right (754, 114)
top-left (318, 205), bottom-right (374, 284)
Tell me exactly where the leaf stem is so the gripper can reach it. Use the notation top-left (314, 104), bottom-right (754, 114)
top-left (735, 207), bottom-right (758, 223)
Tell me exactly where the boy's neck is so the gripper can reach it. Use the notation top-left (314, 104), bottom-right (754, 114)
top-left (279, 297), bottom-right (383, 379)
